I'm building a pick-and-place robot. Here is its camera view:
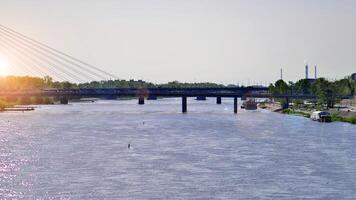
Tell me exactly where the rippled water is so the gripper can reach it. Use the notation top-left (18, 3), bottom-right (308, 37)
top-left (0, 98), bottom-right (355, 199)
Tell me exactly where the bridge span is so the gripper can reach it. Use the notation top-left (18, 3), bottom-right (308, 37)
top-left (0, 87), bottom-right (322, 113)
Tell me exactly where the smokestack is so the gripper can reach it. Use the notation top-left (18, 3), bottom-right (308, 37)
top-left (314, 65), bottom-right (317, 79)
top-left (280, 68), bottom-right (283, 80)
top-left (305, 64), bottom-right (309, 79)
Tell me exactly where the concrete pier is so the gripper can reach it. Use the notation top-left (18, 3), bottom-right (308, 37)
top-left (216, 96), bottom-right (222, 104)
top-left (234, 97), bottom-right (238, 114)
top-left (138, 97), bottom-right (145, 105)
top-left (182, 96), bottom-right (187, 113)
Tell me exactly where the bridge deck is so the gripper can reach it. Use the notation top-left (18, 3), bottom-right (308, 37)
top-left (0, 87), bottom-right (320, 99)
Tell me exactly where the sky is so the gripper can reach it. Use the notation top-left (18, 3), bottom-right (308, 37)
top-left (0, 0), bottom-right (355, 84)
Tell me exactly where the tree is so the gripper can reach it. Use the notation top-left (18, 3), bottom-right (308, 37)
top-left (295, 79), bottom-right (311, 95)
top-left (43, 76), bottom-right (53, 87)
top-left (273, 79), bottom-right (289, 94)
top-left (311, 78), bottom-right (336, 108)
top-left (268, 83), bottom-right (276, 94)
top-left (288, 81), bottom-right (295, 95)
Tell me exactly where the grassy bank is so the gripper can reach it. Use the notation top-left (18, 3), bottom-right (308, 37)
top-left (280, 108), bottom-right (356, 124)
top-left (281, 109), bottom-right (311, 118)
top-left (331, 113), bottom-right (356, 124)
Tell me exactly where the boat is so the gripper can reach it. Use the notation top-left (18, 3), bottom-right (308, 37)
top-left (310, 111), bottom-right (332, 122)
top-left (242, 99), bottom-right (257, 110)
top-left (195, 96), bottom-right (206, 101)
top-left (4, 107), bottom-right (35, 111)
top-left (147, 95), bottom-right (158, 100)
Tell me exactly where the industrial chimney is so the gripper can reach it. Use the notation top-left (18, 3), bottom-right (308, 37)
top-left (305, 64), bottom-right (309, 79)
top-left (280, 68), bottom-right (283, 80)
top-left (314, 65), bottom-right (317, 79)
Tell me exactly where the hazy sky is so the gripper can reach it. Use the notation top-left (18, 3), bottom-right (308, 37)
top-left (0, 0), bottom-right (355, 84)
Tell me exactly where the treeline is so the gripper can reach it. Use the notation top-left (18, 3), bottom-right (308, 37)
top-left (0, 76), bottom-right (228, 90)
top-left (268, 77), bottom-right (355, 108)
top-left (0, 76), bottom-right (53, 90)
top-left (77, 80), bottom-right (225, 89)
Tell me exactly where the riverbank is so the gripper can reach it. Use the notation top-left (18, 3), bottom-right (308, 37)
top-left (260, 102), bottom-right (356, 124)
top-left (0, 100), bottom-right (13, 111)
top-left (0, 97), bottom-right (55, 112)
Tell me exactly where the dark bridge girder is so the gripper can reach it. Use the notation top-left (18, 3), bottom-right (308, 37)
top-left (4, 87), bottom-right (346, 113)
top-left (0, 87), bottom-right (271, 98)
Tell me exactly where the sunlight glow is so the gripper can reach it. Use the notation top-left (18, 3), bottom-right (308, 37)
top-left (0, 56), bottom-right (10, 76)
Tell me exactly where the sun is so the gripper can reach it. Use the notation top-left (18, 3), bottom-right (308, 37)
top-left (0, 56), bottom-right (10, 76)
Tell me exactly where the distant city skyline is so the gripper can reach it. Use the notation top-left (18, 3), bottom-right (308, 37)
top-left (0, 0), bottom-right (355, 84)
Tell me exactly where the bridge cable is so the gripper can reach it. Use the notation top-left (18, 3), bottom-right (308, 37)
top-left (0, 29), bottom-right (90, 82)
top-left (0, 24), bottom-right (118, 80)
top-left (0, 26), bottom-right (107, 81)
top-left (0, 30), bottom-right (86, 82)
top-left (0, 37), bottom-right (52, 78)
top-left (0, 39), bottom-right (68, 81)
top-left (0, 31), bottom-right (83, 82)
top-left (0, 34), bottom-right (72, 81)
top-left (0, 44), bottom-right (37, 77)
top-left (0, 33), bottom-right (79, 82)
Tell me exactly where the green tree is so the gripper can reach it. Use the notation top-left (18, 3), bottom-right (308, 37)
top-left (311, 78), bottom-right (336, 108)
top-left (273, 79), bottom-right (289, 94)
top-left (295, 79), bottom-right (311, 95)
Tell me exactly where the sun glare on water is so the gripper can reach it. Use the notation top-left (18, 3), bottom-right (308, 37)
top-left (0, 56), bottom-right (10, 76)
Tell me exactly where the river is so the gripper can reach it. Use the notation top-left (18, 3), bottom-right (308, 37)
top-left (0, 98), bottom-right (355, 199)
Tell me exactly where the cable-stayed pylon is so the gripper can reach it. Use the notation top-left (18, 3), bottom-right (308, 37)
top-left (0, 24), bottom-right (118, 82)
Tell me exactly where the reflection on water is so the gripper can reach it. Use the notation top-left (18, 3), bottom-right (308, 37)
top-left (0, 98), bottom-right (355, 199)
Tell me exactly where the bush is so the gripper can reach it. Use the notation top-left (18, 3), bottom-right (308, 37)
top-left (282, 109), bottom-right (311, 118)
top-left (332, 113), bottom-right (356, 124)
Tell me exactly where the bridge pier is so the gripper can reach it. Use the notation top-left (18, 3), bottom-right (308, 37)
top-left (216, 96), bottom-right (222, 104)
top-left (138, 97), bottom-right (145, 105)
top-left (182, 96), bottom-right (187, 113)
top-left (234, 97), bottom-right (238, 114)
top-left (59, 96), bottom-right (68, 104)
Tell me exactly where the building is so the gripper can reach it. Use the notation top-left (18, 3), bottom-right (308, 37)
top-left (351, 73), bottom-right (356, 80)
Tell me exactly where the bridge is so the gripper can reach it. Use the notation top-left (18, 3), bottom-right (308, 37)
top-left (0, 87), bottom-right (322, 113)
top-left (0, 24), bottom-right (327, 113)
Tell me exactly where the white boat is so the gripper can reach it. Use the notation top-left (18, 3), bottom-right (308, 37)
top-left (310, 111), bottom-right (332, 122)
top-left (242, 99), bottom-right (257, 110)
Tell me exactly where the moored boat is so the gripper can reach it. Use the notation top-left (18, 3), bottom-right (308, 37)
top-left (310, 111), bottom-right (332, 122)
top-left (242, 99), bottom-right (257, 110)
top-left (195, 96), bottom-right (206, 101)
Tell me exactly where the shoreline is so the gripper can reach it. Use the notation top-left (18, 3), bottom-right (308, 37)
top-left (260, 102), bottom-right (356, 124)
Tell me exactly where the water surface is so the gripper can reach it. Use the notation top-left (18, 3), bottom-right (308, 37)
top-left (1, 98), bottom-right (355, 199)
